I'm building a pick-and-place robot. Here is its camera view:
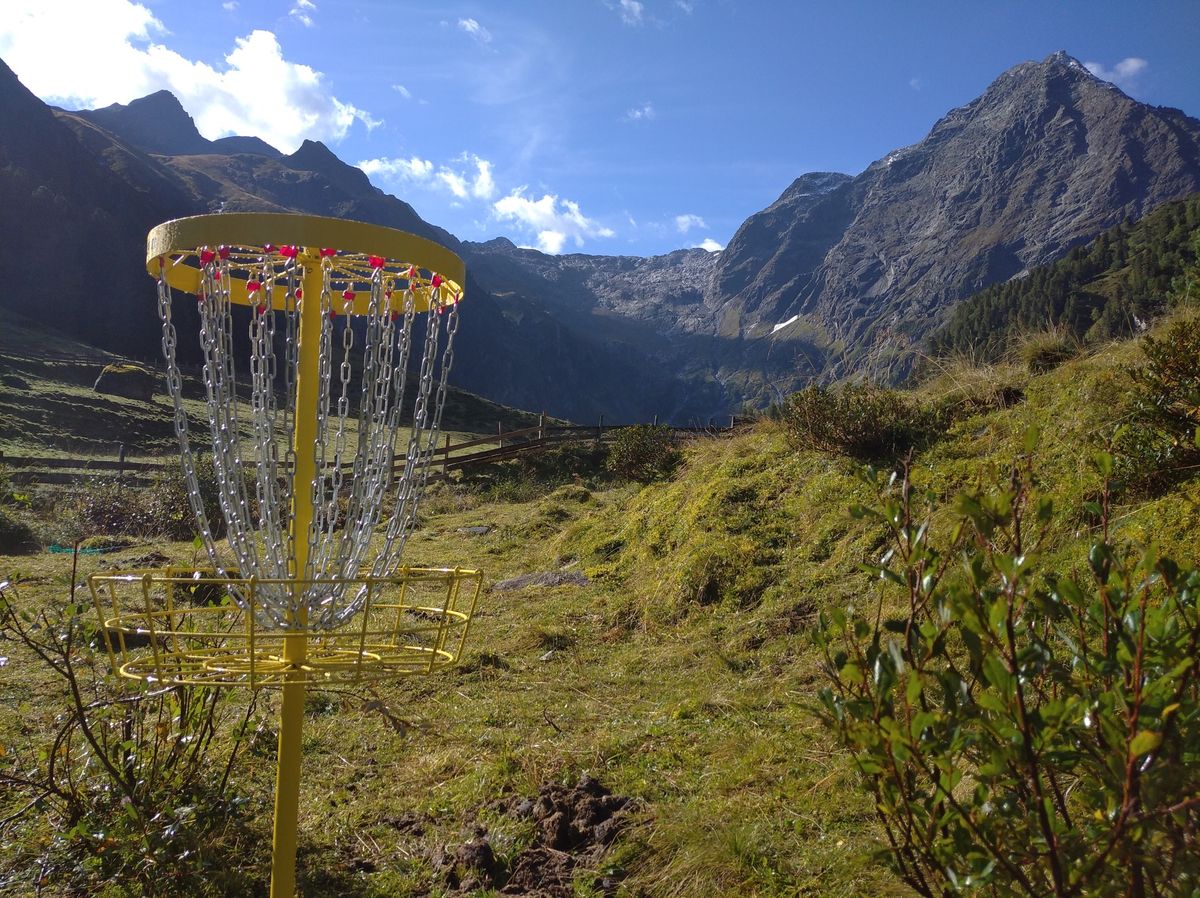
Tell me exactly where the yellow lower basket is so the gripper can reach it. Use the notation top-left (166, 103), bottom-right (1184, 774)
top-left (87, 567), bottom-right (483, 688)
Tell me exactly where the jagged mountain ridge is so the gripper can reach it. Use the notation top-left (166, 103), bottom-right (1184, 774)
top-left (3, 51), bottom-right (1200, 419)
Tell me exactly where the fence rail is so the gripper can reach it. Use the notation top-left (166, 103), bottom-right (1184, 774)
top-left (1, 416), bottom-right (741, 487)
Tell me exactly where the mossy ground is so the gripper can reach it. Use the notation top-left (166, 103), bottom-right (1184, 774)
top-left (2, 323), bottom-right (1199, 896)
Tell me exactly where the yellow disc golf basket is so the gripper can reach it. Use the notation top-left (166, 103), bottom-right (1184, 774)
top-left (87, 213), bottom-right (482, 897)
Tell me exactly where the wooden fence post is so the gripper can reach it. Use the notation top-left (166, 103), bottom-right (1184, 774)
top-left (538, 412), bottom-right (545, 441)
top-left (443, 433), bottom-right (450, 474)
top-left (497, 421), bottom-right (503, 448)
top-left (117, 443), bottom-right (127, 494)
top-left (597, 414), bottom-right (604, 441)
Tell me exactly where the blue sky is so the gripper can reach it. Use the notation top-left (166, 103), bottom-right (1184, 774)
top-left (3, 1), bottom-right (1199, 256)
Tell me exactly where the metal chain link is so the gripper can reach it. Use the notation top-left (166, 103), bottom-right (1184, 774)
top-left (156, 249), bottom-right (462, 631)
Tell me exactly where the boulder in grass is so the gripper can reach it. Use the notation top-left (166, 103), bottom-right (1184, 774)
top-left (93, 364), bottom-right (157, 401)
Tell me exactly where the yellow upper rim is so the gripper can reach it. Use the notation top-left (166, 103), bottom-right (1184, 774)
top-left (146, 212), bottom-right (465, 313)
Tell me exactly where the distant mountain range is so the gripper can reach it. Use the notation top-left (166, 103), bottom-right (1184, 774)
top-left (2, 51), bottom-right (1199, 421)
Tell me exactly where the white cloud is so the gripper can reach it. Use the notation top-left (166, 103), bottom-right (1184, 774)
top-left (289, 0), bottom-right (316, 28)
top-left (0, 2), bottom-right (378, 153)
top-left (493, 189), bottom-right (615, 254)
top-left (908, 77), bottom-right (922, 91)
top-left (472, 158), bottom-right (495, 199)
top-left (675, 0), bottom-right (695, 12)
top-left (675, 213), bottom-right (706, 233)
top-left (458, 17), bottom-right (492, 44)
top-left (222, 1), bottom-right (238, 10)
top-left (438, 169), bottom-right (469, 199)
top-left (695, 238), bottom-right (724, 252)
top-left (358, 156), bottom-right (434, 180)
top-left (392, 84), bottom-right (412, 99)
top-left (625, 102), bottom-right (655, 122)
top-left (618, 0), bottom-right (644, 25)
top-left (1083, 57), bottom-right (1148, 92)
top-left (358, 152), bottom-right (496, 201)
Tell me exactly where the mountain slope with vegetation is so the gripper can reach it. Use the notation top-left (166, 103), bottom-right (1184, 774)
top-left (932, 191), bottom-right (1200, 359)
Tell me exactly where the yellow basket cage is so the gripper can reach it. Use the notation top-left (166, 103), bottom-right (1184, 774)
top-left (89, 567), bottom-right (483, 689)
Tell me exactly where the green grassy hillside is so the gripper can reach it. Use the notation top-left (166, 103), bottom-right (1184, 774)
top-left (1, 313), bottom-right (1198, 896)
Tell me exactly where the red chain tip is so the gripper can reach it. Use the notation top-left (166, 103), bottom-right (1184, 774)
top-left (258, 303), bottom-right (268, 314)
top-left (280, 245), bottom-right (298, 258)
top-left (262, 243), bottom-right (276, 254)
top-left (369, 255), bottom-right (386, 269)
top-left (199, 249), bottom-right (216, 265)
top-left (212, 269), bottom-right (221, 280)
top-left (405, 265), bottom-right (418, 279)
top-left (342, 289), bottom-right (356, 302)
top-left (391, 310), bottom-right (400, 322)
top-left (431, 274), bottom-right (444, 289)
top-left (217, 245), bottom-right (231, 260)
top-left (295, 287), bottom-right (303, 299)
top-left (328, 309), bottom-right (337, 320)
top-left (320, 247), bottom-right (337, 257)
top-left (246, 280), bottom-right (261, 293)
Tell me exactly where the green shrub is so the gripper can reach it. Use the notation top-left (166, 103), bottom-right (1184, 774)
top-left (57, 455), bottom-right (233, 542)
top-left (1114, 315), bottom-right (1200, 492)
top-left (66, 478), bottom-right (149, 537)
top-left (0, 584), bottom-right (266, 895)
top-left (606, 425), bottom-right (680, 482)
top-left (780, 383), bottom-right (933, 460)
top-left (0, 506), bottom-right (36, 552)
top-left (816, 450), bottom-right (1200, 897)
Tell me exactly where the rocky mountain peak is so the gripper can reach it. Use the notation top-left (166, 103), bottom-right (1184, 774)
top-left (74, 90), bottom-right (212, 155)
top-left (285, 139), bottom-right (376, 194)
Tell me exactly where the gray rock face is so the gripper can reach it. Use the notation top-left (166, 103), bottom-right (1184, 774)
top-left (714, 51), bottom-right (1200, 388)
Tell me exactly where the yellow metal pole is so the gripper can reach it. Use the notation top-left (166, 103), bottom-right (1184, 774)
top-left (270, 251), bottom-right (323, 898)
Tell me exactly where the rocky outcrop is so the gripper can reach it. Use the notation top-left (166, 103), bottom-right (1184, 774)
top-left (93, 363), bottom-right (157, 401)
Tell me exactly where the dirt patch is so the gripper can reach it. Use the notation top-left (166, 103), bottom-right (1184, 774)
top-left (436, 775), bottom-right (635, 896)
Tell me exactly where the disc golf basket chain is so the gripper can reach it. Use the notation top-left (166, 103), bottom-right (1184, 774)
top-left (86, 213), bottom-right (482, 897)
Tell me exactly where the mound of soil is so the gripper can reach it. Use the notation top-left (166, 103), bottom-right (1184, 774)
top-left (436, 775), bottom-right (635, 896)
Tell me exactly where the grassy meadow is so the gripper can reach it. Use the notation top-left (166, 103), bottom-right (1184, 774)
top-left (2, 312), bottom-right (1199, 897)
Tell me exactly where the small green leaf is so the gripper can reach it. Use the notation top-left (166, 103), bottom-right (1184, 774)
top-left (905, 671), bottom-right (922, 705)
top-left (1129, 730), bottom-right (1162, 758)
top-left (1023, 426), bottom-right (1041, 454)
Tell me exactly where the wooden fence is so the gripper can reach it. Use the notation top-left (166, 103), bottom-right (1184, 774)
top-left (1, 416), bottom-right (740, 488)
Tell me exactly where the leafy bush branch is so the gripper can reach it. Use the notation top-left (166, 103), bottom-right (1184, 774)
top-left (0, 577), bottom-right (264, 894)
top-left (816, 444), bottom-right (1200, 896)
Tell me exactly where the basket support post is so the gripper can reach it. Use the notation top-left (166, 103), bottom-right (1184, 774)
top-left (270, 252), bottom-right (322, 898)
